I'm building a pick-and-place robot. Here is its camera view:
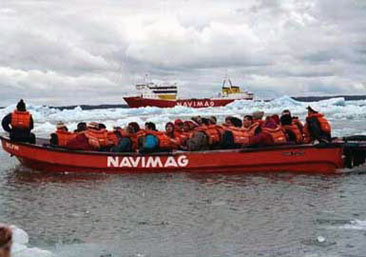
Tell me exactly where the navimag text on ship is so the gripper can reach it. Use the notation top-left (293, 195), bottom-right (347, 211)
top-left (123, 78), bottom-right (254, 108)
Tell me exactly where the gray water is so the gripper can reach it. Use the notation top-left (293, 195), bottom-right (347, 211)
top-left (1, 120), bottom-right (366, 256)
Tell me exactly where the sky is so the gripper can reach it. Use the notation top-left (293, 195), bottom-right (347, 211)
top-left (0, 0), bottom-right (366, 105)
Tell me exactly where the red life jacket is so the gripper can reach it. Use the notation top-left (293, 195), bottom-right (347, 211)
top-left (308, 113), bottom-right (331, 133)
top-left (56, 129), bottom-right (76, 147)
top-left (261, 126), bottom-right (287, 144)
top-left (85, 129), bottom-right (109, 149)
top-left (282, 123), bottom-right (303, 144)
top-left (11, 110), bottom-right (31, 129)
top-left (225, 126), bottom-right (250, 145)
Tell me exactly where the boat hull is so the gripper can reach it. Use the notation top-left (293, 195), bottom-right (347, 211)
top-left (123, 96), bottom-right (250, 108)
top-left (1, 136), bottom-right (344, 174)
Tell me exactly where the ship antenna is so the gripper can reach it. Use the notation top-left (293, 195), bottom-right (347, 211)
top-left (222, 71), bottom-right (232, 88)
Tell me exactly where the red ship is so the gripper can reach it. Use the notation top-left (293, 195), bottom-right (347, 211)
top-left (123, 78), bottom-right (254, 108)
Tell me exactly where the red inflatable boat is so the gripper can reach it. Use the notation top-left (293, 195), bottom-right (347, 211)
top-left (3, 135), bottom-right (366, 174)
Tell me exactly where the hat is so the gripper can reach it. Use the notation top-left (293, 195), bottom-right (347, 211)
top-left (306, 106), bottom-right (318, 113)
top-left (56, 122), bottom-right (66, 129)
top-left (191, 116), bottom-right (202, 124)
top-left (208, 116), bottom-right (217, 124)
top-left (252, 111), bottom-right (264, 120)
top-left (87, 122), bottom-right (99, 129)
top-left (16, 99), bottom-right (26, 111)
top-left (174, 119), bottom-right (184, 126)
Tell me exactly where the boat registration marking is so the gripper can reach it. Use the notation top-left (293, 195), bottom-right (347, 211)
top-left (107, 155), bottom-right (189, 168)
top-left (282, 151), bottom-right (305, 156)
top-left (5, 142), bottom-right (19, 151)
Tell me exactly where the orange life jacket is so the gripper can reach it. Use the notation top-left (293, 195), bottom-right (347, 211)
top-left (130, 130), bottom-right (146, 150)
top-left (11, 110), bottom-right (31, 129)
top-left (261, 126), bottom-right (287, 144)
top-left (225, 126), bottom-right (250, 145)
top-left (282, 123), bottom-right (303, 144)
top-left (56, 129), bottom-right (76, 147)
top-left (173, 131), bottom-right (189, 146)
top-left (85, 129), bottom-right (109, 149)
top-left (308, 113), bottom-right (331, 133)
top-left (107, 131), bottom-right (119, 146)
top-left (196, 124), bottom-right (222, 145)
top-left (292, 117), bottom-right (304, 132)
top-left (245, 123), bottom-right (260, 136)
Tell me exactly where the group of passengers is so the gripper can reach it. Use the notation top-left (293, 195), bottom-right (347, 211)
top-left (47, 106), bottom-right (331, 152)
top-left (1, 99), bottom-right (332, 152)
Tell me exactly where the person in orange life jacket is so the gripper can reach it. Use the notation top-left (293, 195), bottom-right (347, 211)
top-left (221, 116), bottom-right (246, 149)
top-left (111, 122), bottom-right (142, 152)
top-left (173, 119), bottom-right (185, 135)
top-left (182, 121), bottom-right (191, 132)
top-left (223, 116), bottom-right (232, 126)
top-left (271, 114), bottom-right (280, 125)
top-left (165, 122), bottom-right (186, 149)
top-left (49, 122), bottom-right (74, 147)
top-left (74, 122), bottom-right (87, 133)
top-left (280, 109), bottom-right (304, 133)
top-left (145, 122), bottom-right (157, 131)
top-left (242, 115), bottom-right (253, 128)
top-left (249, 116), bottom-right (287, 146)
top-left (243, 115), bottom-right (261, 138)
top-left (0, 224), bottom-right (12, 257)
top-left (191, 116), bottom-right (203, 126)
top-left (141, 122), bottom-right (179, 152)
top-left (2, 99), bottom-right (35, 144)
top-left (194, 116), bottom-right (222, 148)
top-left (186, 118), bottom-right (210, 151)
top-left (249, 111), bottom-right (265, 136)
top-left (64, 122), bottom-right (96, 151)
top-left (304, 106), bottom-right (331, 143)
top-left (280, 110), bottom-right (303, 144)
top-left (70, 122), bottom-right (108, 151)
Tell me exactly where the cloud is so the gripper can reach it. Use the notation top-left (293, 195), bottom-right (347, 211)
top-left (0, 0), bottom-right (365, 105)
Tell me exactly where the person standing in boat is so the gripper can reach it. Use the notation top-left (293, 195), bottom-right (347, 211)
top-left (1, 99), bottom-right (35, 144)
top-left (303, 106), bottom-right (331, 143)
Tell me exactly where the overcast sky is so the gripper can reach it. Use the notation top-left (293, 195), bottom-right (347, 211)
top-left (1, 0), bottom-right (366, 105)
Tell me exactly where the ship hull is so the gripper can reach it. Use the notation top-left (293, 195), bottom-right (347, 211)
top-left (123, 96), bottom-right (251, 108)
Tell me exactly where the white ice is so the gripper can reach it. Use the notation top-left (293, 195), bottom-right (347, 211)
top-left (338, 219), bottom-right (366, 230)
top-left (10, 225), bottom-right (53, 257)
top-left (1, 96), bottom-right (366, 137)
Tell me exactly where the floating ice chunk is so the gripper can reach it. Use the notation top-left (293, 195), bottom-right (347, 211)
top-left (9, 225), bottom-right (54, 257)
top-left (317, 236), bottom-right (326, 243)
top-left (339, 219), bottom-right (366, 230)
top-left (10, 225), bottom-right (29, 245)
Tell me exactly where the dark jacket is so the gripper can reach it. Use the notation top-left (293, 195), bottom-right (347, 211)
top-left (2, 112), bottom-right (35, 143)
